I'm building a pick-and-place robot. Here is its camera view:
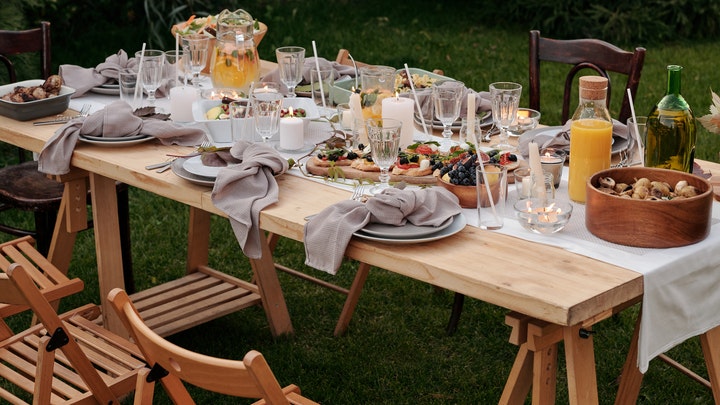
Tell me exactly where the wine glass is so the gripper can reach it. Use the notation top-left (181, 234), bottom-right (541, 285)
top-left (134, 50), bottom-right (165, 107)
top-left (365, 118), bottom-right (402, 195)
top-left (490, 82), bottom-right (522, 151)
top-left (252, 91), bottom-right (283, 143)
top-left (275, 46), bottom-right (305, 98)
top-left (432, 80), bottom-right (465, 151)
top-left (182, 35), bottom-right (210, 88)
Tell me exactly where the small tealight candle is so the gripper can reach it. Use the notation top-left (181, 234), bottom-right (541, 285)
top-left (382, 93), bottom-right (415, 149)
top-left (169, 86), bottom-right (198, 122)
top-left (539, 149), bottom-right (566, 188)
top-left (279, 107), bottom-right (304, 150)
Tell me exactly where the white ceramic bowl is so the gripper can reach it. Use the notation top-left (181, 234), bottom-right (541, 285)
top-left (192, 97), bottom-right (320, 143)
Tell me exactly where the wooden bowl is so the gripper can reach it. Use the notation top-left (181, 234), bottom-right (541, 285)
top-left (436, 174), bottom-right (504, 208)
top-left (586, 167), bottom-right (713, 248)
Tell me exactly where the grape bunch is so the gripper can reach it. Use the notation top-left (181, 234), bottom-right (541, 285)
top-left (438, 153), bottom-right (480, 186)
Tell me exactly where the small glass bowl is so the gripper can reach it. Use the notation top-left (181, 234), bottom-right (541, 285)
top-left (200, 88), bottom-right (246, 100)
top-left (507, 108), bottom-right (541, 137)
top-left (513, 198), bottom-right (572, 234)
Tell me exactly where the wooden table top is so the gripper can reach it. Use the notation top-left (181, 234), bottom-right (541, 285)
top-left (0, 111), bottom-right (666, 328)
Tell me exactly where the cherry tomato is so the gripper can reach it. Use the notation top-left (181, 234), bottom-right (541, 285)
top-left (415, 144), bottom-right (434, 155)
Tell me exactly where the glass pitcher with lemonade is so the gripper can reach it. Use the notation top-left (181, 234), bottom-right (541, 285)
top-left (209, 9), bottom-right (260, 95)
top-left (567, 76), bottom-right (613, 203)
top-left (359, 66), bottom-right (396, 119)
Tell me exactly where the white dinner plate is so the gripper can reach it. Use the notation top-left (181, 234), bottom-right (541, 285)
top-left (360, 215), bottom-right (454, 239)
top-left (182, 155), bottom-right (221, 178)
top-left (522, 126), bottom-right (628, 156)
top-left (90, 84), bottom-right (120, 95)
top-left (171, 158), bottom-right (215, 187)
top-left (353, 213), bottom-right (466, 245)
top-left (79, 134), bottom-right (153, 146)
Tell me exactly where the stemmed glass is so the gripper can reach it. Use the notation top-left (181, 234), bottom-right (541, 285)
top-left (182, 34), bottom-right (210, 88)
top-left (365, 118), bottom-right (402, 195)
top-left (490, 82), bottom-right (522, 151)
top-left (134, 50), bottom-right (165, 107)
top-left (432, 80), bottom-right (465, 150)
top-left (275, 46), bottom-right (305, 98)
top-left (252, 91), bottom-right (283, 143)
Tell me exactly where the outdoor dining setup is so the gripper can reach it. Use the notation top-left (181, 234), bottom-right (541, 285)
top-left (3, 7), bottom-right (720, 404)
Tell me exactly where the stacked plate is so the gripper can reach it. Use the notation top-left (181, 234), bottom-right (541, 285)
top-left (171, 156), bottom-right (217, 186)
top-left (352, 213), bottom-right (466, 244)
top-left (79, 134), bottom-right (152, 147)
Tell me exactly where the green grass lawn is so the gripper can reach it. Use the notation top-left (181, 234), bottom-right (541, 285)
top-left (3, 1), bottom-right (720, 403)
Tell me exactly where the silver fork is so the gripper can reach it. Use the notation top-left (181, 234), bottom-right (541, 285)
top-left (33, 103), bottom-right (92, 126)
top-left (350, 184), bottom-right (365, 201)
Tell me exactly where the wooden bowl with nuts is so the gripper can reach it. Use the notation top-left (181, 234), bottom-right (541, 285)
top-left (586, 167), bottom-right (713, 248)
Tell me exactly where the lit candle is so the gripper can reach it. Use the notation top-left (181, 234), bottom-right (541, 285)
top-left (169, 86), bottom-right (198, 122)
top-left (382, 93), bottom-right (415, 149)
top-left (279, 107), bottom-right (304, 150)
top-left (466, 92), bottom-right (475, 143)
top-left (539, 149), bottom-right (565, 189)
top-left (349, 88), bottom-right (366, 145)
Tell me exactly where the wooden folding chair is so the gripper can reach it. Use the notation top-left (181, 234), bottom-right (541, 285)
top-left (0, 238), bottom-right (144, 404)
top-left (108, 288), bottom-right (319, 405)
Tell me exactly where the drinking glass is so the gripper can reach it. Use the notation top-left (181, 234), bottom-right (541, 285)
top-left (252, 91), bottom-right (283, 143)
top-left (365, 118), bottom-right (402, 195)
top-left (134, 50), bottom-right (165, 107)
top-left (182, 35), bottom-right (210, 88)
top-left (275, 46), bottom-right (305, 98)
top-left (490, 82), bottom-right (522, 151)
top-left (432, 80), bottom-right (465, 150)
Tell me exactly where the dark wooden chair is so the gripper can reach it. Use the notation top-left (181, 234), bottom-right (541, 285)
top-left (445, 32), bottom-right (646, 336)
top-left (0, 22), bottom-right (134, 291)
top-left (528, 29), bottom-right (646, 124)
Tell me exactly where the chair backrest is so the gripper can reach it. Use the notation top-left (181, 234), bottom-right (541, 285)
top-left (528, 30), bottom-right (646, 124)
top-left (1, 263), bottom-right (142, 404)
top-left (108, 288), bottom-right (317, 404)
top-left (0, 21), bottom-right (51, 82)
top-left (0, 236), bottom-right (83, 336)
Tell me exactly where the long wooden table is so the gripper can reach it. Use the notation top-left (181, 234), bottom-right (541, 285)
top-left (3, 100), bottom-right (719, 403)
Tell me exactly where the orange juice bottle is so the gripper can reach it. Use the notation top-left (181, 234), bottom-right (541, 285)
top-left (568, 76), bottom-right (613, 203)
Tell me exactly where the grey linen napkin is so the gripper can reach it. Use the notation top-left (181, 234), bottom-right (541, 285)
top-left (517, 118), bottom-right (628, 159)
top-left (60, 50), bottom-right (139, 98)
top-left (304, 187), bottom-right (462, 274)
top-left (38, 100), bottom-right (206, 175)
top-left (211, 141), bottom-right (289, 259)
top-left (261, 57), bottom-right (358, 96)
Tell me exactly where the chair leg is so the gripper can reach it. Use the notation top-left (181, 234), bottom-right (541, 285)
top-left (117, 185), bottom-right (134, 294)
top-left (446, 292), bottom-right (465, 335)
top-left (34, 208), bottom-right (57, 256)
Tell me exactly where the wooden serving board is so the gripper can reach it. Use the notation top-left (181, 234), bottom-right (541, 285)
top-left (305, 159), bottom-right (438, 185)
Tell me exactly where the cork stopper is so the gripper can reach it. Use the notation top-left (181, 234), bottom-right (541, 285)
top-left (579, 76), bottom-right (608, 100)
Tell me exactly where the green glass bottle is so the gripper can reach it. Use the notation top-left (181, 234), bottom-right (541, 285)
top-left (645, 65), bottom-right (696, 172)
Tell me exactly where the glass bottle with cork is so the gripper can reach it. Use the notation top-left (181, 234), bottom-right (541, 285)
top-left (645, 65), bottom-right (696, 172)
top-left (568, 76), bottom-right (613, 203)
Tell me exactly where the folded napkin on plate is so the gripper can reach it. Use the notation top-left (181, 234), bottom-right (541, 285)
top-left (413, 88), bottom-right (492, 122)
top-left (517, 118), bottom-right (628, 159)
top-left (304, 187), bottom-right (462, 274)
top-left (38, 100), bottom-right (206, 175)
top-left (261, 57), bottom-right (358, 96)
top-left (211, 141), bottom-right (289, 259)
top-left (59, 50), bottom-right (139, 98)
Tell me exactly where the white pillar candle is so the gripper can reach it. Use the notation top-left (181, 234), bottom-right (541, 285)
top-left (170, 86), bottom-right (198, 122)
top-left (382, 95), bottom-right (415, 149)
top-left (341, 110), bottom-right (354, 129)
top-left (279, 110), bottom-right (304, 150)
top-left (466, 92), bottom-right (475, 143)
